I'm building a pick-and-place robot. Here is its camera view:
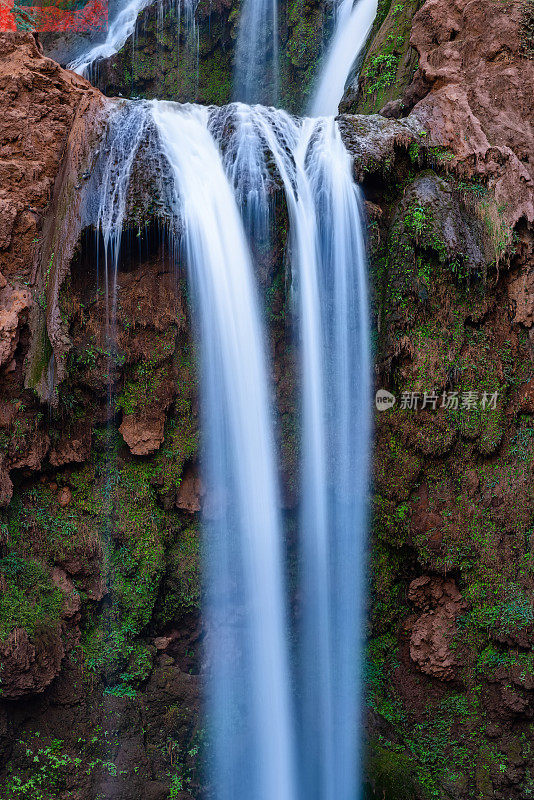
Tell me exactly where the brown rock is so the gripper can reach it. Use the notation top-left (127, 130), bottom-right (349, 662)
top-left (49, 429), bottom-right (91, 467)
top-left (0, 33), bottom-right (96, 282)
top-left (119, 410), bottom-right (166, 455)
top-left (0, 455), bottom-right (13, 508)
top-left (177, 465), bottom-right (203, 514)
top-left (408, 575), bottom-right (467, 681)
top-left (154, 635), bottom-right (176, 651)
top-left (0, 626), bottom-right (64, 698)
top-left (0, 281), bottom-right (31, 369)
top-left (500, 685), bottom-right (529, 715)
top-left (519, 379), bottom-right (534, 414)
top-left (409, 0), bottom-right (534, 229)
top-left (57, 486), bottom-right (72, 508)
top-left (9, 430), bottom-right (50, 471)
top-left (509, 267), bottom-right (534, 328)
top-left (51, 567), bottom-right (81, 618)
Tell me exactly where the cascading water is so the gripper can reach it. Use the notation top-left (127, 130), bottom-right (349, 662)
top-left (74, 0), bottom-right (373, 791)
top-left (213, 103), bottom-right (371, 800)
top-left (297, 118), bottom-right (371, 800)
top-left (69, 0), bottom-right (198, 80)
top-left (234, 0), bottom-right (278, 104)
top-left (151, 101), bottom-right (296, 800)
top-left (311, 0), bottom-right (378, 115)
top-left (69, 0), bottom-right (154, 76)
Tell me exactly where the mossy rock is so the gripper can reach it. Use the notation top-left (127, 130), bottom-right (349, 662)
top-left (364, 740), bottom-right (417, 799)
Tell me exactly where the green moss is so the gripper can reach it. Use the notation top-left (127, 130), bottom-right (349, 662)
top-left (353, 0), bottom-right (422, 114)
top-left (26, 321), bottom-right (53, 391)
top-left (366, 635), bottom-right (406, 726)
top-left (1, 415), bottom-right (200, 697)
top-left (365, 739), bottom-right (417, 800)
top-left (156, 524), bottom-right (201, 627)
top-left (0, 554), bottom-right (63, 642)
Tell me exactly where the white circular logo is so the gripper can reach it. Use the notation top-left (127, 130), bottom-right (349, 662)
top-left (375, 389), bottom-right (396, 411)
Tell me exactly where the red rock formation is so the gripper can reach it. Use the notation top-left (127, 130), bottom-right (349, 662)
top-left (409, 0), bottom-right (534, 228)
top-left (407, 575), bottom-right (467, 681)
top-left (0, 626), bottom-right (65, 699)
top-left (0, 33), bottom-right (97, 282)
top-left (119, 410), bottom-right (167, 456)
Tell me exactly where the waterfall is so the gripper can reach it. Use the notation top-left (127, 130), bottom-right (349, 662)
top-left (311, 0), bottom-right (378, 115)
top-left (151, 101), bottom-right (296, 800)
top-left (213, 103), bottom-right (371, 800)
top-left (297, 117), bottom-right (371, 800)
top-left (69, 0), bottom-right (154, 76)
top-left (234, 0), bottom-right (278, 104)
top-left (81, 81), bottom-right (370, 800)
top-left (69, 0), bottom-right (198, 79)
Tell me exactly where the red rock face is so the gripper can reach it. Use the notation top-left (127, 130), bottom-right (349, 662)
top-left (409, 0), bottom-right (534, 227)
top-left (407, 575), bottom-right (467, 681)
top-left (0, 33), bottom-right (96, 283)
top-left (0, 275), bottom-right (31, 372)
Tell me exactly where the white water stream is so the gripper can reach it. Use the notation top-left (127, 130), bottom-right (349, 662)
top-left (312, 0), bottom-right (378, 115)
top-left (74, 0), bottom-right (375, 795)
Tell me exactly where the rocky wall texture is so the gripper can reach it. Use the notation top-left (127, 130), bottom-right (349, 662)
top-left (358, 1), bottom-right (534, 797)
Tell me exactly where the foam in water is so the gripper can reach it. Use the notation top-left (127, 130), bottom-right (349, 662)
top-left (151, 101), bottom-right (296, 800)
top-left (311, 0), bottom-right (378, 115)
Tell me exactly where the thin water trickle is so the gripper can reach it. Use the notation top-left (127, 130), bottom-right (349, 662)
top-left (69, 0), bottom-right (198, 82)
top-left (234, 0), bottom-right (278, 104)
top-left (311, 0), bottom-right (378, 116)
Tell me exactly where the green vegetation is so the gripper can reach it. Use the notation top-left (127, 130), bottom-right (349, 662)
top-left (0, 554), bottom-right (63, 642)
top-left (355, 0), bottom-right (422, 114)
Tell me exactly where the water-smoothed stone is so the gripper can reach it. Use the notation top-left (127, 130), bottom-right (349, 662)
top-left (337, 112), bottom-right (424, 179)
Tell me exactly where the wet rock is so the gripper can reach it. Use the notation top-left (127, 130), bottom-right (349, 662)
top-left (392, 172), bottom-right (487, 272)
top-left (380, 99), bottom-right (404, 119)
top-left (337, 113), bottom-right (423, 180)
top-left (177, 464), bottom-right (203, 514)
